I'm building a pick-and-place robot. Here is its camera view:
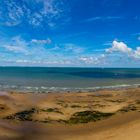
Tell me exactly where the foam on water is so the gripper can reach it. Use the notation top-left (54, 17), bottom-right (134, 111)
top-left (0, 83), bottom-right (140, 93)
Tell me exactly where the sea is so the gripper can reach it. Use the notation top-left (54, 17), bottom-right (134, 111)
top-left (0, 67), bottom-right (140, 93)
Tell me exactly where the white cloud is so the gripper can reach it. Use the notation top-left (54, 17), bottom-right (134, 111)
top-left (2, 36), bottom-right (29, 54)
top-left (14, 59), bottom-right (74, 66)
top-left (1, 1), bottom-right (24, 26)
top-left (16, 59), bottom-right (30, 63)
top-left (0, 0), bottom-right (64, 27)
top-left (84, 16), bottom-right (122, 22)
top-left (79, 55), bottom-right (105, 65)
top-left (28, 13), bottom-right (43, 26)
top-left (105, 40), bottom-right (140, 59)
top-left (103, 41), bottom-right (112, 46)
top-left (79, 57), bottom-right (95, 64)
top-left (31, 38), bottom-right (52, 44)
top-left (4, 45), bottom-right (27, 54)
top-left (106, 40), bottom-right (132, 54)
top-left (133, 47), bottom-right (140, 58)
top-left (40, 0), bottom-right (61, 18)
top-left (64, 43), bottom-right (84, 54)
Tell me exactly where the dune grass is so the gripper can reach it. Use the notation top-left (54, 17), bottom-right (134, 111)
top-left (67, 111), bottom-right (114, 124)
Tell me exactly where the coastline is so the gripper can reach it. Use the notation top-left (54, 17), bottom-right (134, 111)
top-left (0, 87), bottom-right (140, 139)
top-left (0, 83), bottom-right (140, 94)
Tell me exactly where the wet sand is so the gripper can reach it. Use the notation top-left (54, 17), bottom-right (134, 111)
top-left (0, 87), bottom-right (140, 140)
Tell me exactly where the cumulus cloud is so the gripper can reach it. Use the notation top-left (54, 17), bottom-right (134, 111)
top-left (106, 40), bottom-right (132, 54)
top-left (31, 38), bottom-right (52, 44)
top-left (133, 47), bottom-right (140, 58)
top-left (105, 40), bottom-right (140, 59)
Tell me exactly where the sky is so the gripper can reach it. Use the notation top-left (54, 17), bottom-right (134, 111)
top-left (0, 0), bottom-right (140, 67)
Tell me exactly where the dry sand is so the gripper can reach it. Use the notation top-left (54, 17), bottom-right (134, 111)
top-left (0, 88), bottom-right (140, 140)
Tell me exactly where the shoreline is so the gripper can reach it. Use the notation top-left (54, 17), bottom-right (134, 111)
top-left (0, 83), bottom-right (140, 94)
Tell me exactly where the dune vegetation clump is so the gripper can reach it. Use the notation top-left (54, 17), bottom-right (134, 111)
top-left (40, 108), bottom-right (63, 114)
top-left (118, 105), bottom-right (137, 113)
top-left (67, 111), bottom-right (114, 124)
top-left (4, 108), bottom-right (36, 121)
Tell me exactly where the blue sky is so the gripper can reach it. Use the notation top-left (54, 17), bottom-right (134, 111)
top-left (0, 0), bottom-right (140, 67)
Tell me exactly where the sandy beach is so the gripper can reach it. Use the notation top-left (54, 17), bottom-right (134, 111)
top-left (0, 88), bottom-right (140, 140)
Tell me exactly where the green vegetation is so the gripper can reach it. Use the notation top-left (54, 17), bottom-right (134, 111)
top-left (57, 102), bottom-right (68, 108)
top-left (136, 100), bottom-right (140, 104)
top-left (67, 111), bottom-right (114, 124)
top-left (119, 105), bottom-right (137, 113)
top-left (39, 119), bottom-right (51, 123)
top-left (71, 105), bottom-right (81, 108)
top-left (88, 94), bottom-right (113, 98)
top-left (40, 108), bottom-right (63, 114)
top-left (4, 108), bottom-right (36, 121)
top-left (0, 104), bottom-right (6, 111)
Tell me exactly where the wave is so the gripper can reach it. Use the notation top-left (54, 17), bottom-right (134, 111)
top-left (0, 83), bottom-right (140, 93)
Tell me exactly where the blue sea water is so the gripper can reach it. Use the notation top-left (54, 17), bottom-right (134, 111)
top-left (0, 67), bottom-right (140, 92)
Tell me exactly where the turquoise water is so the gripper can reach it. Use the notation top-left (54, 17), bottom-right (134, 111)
top-left (0, 67), bottom-right (140, 92)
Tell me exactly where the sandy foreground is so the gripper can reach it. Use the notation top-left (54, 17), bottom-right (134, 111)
top-left (0, 88), bottom-right (140, 140)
